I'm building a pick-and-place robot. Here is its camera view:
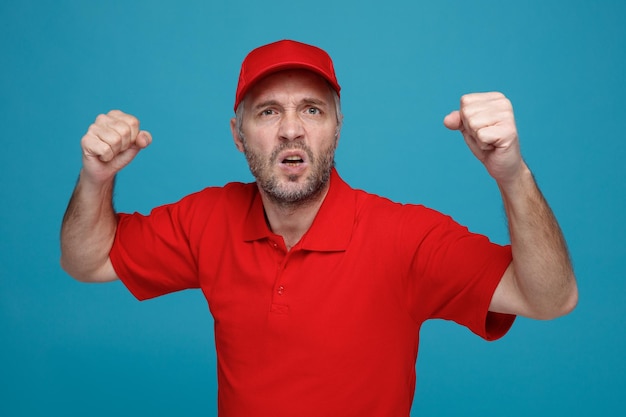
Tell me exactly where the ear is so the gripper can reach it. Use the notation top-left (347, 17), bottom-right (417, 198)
top-left (230, 118), bottom-right (245, 153)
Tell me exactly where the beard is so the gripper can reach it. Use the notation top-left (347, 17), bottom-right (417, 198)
top-left (242, 140), bottom-right (336, 207)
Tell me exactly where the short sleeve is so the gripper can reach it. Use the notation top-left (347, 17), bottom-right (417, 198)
top-left (110, 199), bottom-right (200, 301)
top-left (405, 209), bottom-right (515, 340)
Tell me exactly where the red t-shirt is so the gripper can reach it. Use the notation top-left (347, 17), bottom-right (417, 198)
top-left (110, 168), bottom-right (514, 417)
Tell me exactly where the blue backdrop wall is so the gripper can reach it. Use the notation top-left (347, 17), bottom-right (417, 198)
top-left (1, 1), bottom-right (624, 415)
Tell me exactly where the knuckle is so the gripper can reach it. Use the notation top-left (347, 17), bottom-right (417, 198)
top-left (467, 119), bottom-right (481, 132)
top-left (494, 95), bottom-right (512, 110)
top-left (118, 123), bottom-right (132, 139)
top-left (461, 109), bottom-right (478, 124)
top-left (82, 130), bottom-right (99, 147)
top-left (95, 113), bottom-right (109, 124)
top-left (80, 134), bottom-right (91, 148)
top-left (82, 138), bottom-right (110, 160)
top-left (127, 115), bottom-right (140, 128)
top-left (111, 130), bottom-right (123, 145)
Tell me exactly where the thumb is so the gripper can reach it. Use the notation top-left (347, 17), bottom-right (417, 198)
top-left (443, 110), bottom-right (463, 131)
top-left (135, 130), bottom-right (153, 149)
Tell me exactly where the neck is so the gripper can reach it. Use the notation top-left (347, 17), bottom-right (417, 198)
top-left (260, 182), bottom-right (330, 251)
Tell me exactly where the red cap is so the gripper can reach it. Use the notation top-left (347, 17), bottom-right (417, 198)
top-left (234, 39), bottom-right (341, 112)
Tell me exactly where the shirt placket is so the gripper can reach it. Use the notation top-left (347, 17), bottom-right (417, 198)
top-left (269, 236), bottom-right (291, 315)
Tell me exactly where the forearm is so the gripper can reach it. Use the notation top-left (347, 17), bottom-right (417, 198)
top-left (61, 110), bottom-right (151, 281)
top-left (60, 171), bottom-right (119, 282)
top-left (499, 163), bottom-right (577, 319)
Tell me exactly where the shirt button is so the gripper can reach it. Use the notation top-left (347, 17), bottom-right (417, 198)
top-left (277, 286), bottom-right (285, 295)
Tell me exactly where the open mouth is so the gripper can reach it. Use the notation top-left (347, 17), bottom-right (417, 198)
top-left (273, 145), bottom-right (311, 173)
top-left (282, 155), bottom-right (305, 166)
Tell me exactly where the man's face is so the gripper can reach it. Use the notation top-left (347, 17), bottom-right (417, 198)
top-left (232, 69), bottom-right (340, 206)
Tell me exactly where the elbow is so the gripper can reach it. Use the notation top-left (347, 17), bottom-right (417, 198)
top-left (59, 253), bottom-right (112, 283)
top-left (59, 254), bottom-right (74, 278)
top-left (536, 277), bottom-right (579, 320)
top-left (559, 280), bottom-right (579, 316)
top-left (59, 255), bottom-right (87, 282)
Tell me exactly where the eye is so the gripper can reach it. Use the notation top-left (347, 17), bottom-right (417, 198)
top-left (306, 107), bottom-right (321, 115)
top-left (260, 108), bottom-right (276, 116)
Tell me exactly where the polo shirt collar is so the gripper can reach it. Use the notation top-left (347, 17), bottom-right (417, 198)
top-left (242, 168), bottom-right (355, 252)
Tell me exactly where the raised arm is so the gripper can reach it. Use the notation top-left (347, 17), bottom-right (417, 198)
top-left (60, 110), bottom-right (152, 282)
top-left (444, 92), bottom-right (578, 320)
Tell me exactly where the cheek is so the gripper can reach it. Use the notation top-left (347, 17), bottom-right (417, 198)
top-left (242, 138), bottom-right (274, 165)
top-left (246, 140), bottom-right (273, 158)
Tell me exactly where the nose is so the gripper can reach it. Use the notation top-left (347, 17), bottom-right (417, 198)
top-left (278, 110), bottom-right (304, 141)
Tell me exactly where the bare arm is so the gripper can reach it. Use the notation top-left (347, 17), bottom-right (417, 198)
top-left (444, 93), bottom-right (578, 320)
top-left (491, 163), bottom-right (577, 319)
top-left (60, 110), bottom-right (152, 282)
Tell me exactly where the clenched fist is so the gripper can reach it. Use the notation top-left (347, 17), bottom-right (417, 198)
top-left (444, 92), bottom-right (524, 186)
top-left (80, 110), bottom-right (152, 184)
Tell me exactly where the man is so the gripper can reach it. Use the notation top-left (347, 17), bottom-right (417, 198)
top-left (61, 40), bottom-right (577, 416)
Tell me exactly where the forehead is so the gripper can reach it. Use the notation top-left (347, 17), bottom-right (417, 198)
top-left (244, 69), bottom-right (334, 106)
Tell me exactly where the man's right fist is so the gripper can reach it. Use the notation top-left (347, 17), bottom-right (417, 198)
top-left (80, 110), bottom-right (152, 183)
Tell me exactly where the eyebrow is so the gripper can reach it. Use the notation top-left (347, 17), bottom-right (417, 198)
top-left (252, 97), bottom-right (329, 111)
top-left (252, 100), bottom-right (280, 111)
top-left (301, 97), bottom-right (327, 106)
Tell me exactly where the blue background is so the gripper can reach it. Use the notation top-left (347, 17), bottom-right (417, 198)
top-left (1, 1), bottom-right (624, 415)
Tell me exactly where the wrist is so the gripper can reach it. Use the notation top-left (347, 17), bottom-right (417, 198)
top-left (77, 168), bottom-right (116, 199)
top-left (497, 161), bottom-right (533, 195)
